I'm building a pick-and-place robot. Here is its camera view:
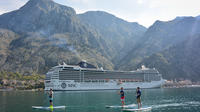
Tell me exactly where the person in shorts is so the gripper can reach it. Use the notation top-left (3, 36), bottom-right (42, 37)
top-left (136, 87), bottom-right (142, 109)
top-left (119, 87), bottom-right (125, 106)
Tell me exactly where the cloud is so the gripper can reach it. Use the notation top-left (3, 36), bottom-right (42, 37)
top-left (137, 0), bottom-right (144, 4)
top-left (69, 0), bottom-right (90, 4)
top-left (0, 10), bottom-right (6, 15)
top-left (0, 0), bottom-right (28, 15)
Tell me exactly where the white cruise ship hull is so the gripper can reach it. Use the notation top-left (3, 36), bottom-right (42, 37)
top-left (45, 62), bottom-right (166, 91)
top-left (45, 79), bottom-right (165, 91)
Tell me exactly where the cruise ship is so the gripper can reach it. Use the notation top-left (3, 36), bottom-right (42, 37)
top-left (45, 61), bottom-right (165, 90)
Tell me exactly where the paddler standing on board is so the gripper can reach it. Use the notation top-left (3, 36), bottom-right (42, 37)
top-left (119, 87), bottom-right (125, 106)
top-left (136, 87), bottom-right (142, 109)
top-left (49, 88), bottom-right (54, 108)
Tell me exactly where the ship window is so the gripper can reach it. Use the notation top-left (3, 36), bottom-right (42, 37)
top-left (64, 67), bottom-right (73, 69)
top-left (45, 81), bottom-right (51, 83)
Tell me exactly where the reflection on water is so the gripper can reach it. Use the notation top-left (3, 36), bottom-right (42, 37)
top-left (0, 88), bottom-right (200, 112)
top-left (32, 107), bottom-right (66, 112)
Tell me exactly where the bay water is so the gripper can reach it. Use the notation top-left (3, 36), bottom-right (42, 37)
top-left (1, 88), bottom-right (200, 112)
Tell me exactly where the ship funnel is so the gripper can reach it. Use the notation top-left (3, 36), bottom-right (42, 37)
top-left (82, 60), bottom-right (87, 63)
top-left (141, 65), bottom-right (146, 69)
top-left (63, 62), bottom-right (67, 65)
top-left (141, 65), bottom-right (149, 70)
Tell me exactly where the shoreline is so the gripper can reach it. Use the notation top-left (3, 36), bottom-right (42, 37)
top-left (1, 85), bottom-right (200, 92)
top-left (0, 88), bottom-right (44, 92)
top-left (163, 84), bottom-right (200, 88)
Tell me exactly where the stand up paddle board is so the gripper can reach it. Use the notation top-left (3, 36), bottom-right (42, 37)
top-left (123, 106), bottom-right (152, 111)
top-left (106, 104), bottom-right (136, 108)
top-left (32, 106), bottom-right (66, 110)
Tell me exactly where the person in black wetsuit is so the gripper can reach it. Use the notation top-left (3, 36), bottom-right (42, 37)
top-left (136, 87), bottom-right (142, 109)
top-left (119, 87), bottom-right (125, 106)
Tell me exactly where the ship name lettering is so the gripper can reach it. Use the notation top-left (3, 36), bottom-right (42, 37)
top-left (68, 84), bottom-right (76, 87)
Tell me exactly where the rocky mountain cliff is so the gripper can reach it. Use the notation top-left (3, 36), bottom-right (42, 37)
top-left (0, 0), bottom-right (77, 34)
top-left (0, 0), bottom-right (114, 74)
top-left (139, 34), bottom-right (200, 81)
top-left (79, 11), bottom-right (146, 63)
top-left (118, 16), bottom-right (200, 70)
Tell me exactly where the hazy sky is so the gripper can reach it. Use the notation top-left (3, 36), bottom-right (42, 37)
top-left (0, 0), bottom-right (200, 27)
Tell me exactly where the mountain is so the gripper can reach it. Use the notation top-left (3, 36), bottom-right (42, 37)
top-left (0, 0), bottom-right (114, 74)
top-left (118, 16), bottom-right (200, 70)
top-left (1, 0), bottom-right (200, 81)
top-left (78, 11), bottom-right (147, 63)
top-left (0, 0), bottom-right (145, 74)
top-left (139, 34), bottom-right (200, 81)
top-left (0, 0), bottom-right (78, 34)
top-left (0, 29), bottom-right (19, 66)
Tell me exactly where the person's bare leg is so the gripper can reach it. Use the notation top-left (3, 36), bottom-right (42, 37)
top-left (122, 100), bottom-right (124, 106)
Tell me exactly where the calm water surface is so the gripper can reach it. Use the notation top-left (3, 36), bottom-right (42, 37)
top-left (1, 88), bottom-right (200, 112)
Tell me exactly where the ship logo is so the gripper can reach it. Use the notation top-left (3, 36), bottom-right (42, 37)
top-left (61, 83), bottom-right (66, 88)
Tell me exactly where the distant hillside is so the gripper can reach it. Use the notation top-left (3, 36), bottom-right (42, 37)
top-left (79, 11), bottom-right (146, 63)
top-left (118, 16), bottom-right (200, 70)
top-left (0, 29), bottom-right (19, 66)
top-left (139, 34), bottom-right (200, 81)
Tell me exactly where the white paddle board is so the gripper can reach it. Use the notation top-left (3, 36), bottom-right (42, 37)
top-left (32, 106), bottom-right (66, 110)
top-left (106, 104), bottom-right (136, 108)
top-left (123, 106), bottom-right (152, 111)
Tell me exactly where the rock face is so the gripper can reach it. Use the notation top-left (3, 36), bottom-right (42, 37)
top-left (0, 29), bottom-right (19, 67)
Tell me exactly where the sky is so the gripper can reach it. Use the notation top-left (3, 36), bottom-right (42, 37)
top-left (0, 0), bottom-right (200, 27)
